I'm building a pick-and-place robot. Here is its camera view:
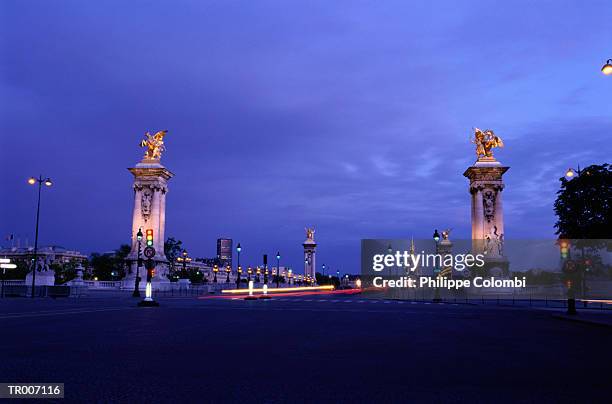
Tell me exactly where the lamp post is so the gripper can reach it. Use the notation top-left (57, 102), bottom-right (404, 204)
top-left (256, 266), bottom-right (261, 283)
top-left (433, 229), bottom-right (441, 303)
top-left (27, 175), bottom-right (52, 298)
top-left (247, 266), bottom-right (252, 282)
top-left (225, 265), bottom-right (231, 283)
top-left (213, 264), bottom-right (218, 283)
top-left (565, 166), bottom-right (583, 180)
top-left (176, 250), bottom-right (192, 279)
top-left (276, 252), bottom-right (281, 288)
top-left (322, 264), bottom-right (326, 279)
top-left (236, 243), bottom-right (242, 288)
top-left (132, 228), bottom-right (143, 297)
top-left (602, 59), bottom-right (612, 75)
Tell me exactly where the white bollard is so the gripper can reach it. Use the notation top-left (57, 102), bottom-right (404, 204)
top-left (248, 280), bottom-right (254, 296)
top-left (263, 284), bottom-right (268, 295)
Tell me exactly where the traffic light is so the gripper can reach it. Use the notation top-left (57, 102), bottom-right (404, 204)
top-left (146, 229), bottom-right (154, 246)
top-left (559, 239), bottom-right (570, 259)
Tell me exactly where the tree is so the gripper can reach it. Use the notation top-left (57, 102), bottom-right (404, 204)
top-left (554, 164), bottom-right (611, 240)
top-left (90, 244), bottom-right (132, 281)
top-left (164, 237), bottom-right (183, 275)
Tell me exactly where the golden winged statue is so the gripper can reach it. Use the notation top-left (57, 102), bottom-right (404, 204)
top-left (472, 128), bottom-right (503, 160)
top-left (140, 130), bottom-right (167, 161)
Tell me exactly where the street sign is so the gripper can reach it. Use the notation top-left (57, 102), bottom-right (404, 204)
top-left (144, 246), bottom-right (156, 259)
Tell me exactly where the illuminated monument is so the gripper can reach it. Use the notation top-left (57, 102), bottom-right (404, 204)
top-left (303, 227), bottom-right (317, 281)
top-left (463, 128), bottom-right (509, 276)
top-left (123, 130), bottom-right (174, 289)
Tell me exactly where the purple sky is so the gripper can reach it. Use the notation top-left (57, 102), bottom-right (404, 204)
top-left (1, 1), bottom-right (611, 273)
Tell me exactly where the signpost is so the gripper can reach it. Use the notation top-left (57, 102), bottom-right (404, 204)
top-left (138, 248), bottom-right (159, 307)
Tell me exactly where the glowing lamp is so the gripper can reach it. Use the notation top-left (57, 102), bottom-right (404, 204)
top-left (602, 59), bottom-right (612, 75)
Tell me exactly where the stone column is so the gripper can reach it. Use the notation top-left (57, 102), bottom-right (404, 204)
top-left (464, 159), bottom-right (509, 276)
top-left (122, 160), bottom-right (174, 290)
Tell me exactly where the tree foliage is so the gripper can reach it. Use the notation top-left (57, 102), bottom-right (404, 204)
top-left (90, 244), bottom-right (131, 281)
top-left (164, 237), bottom-right (183, 274)
top-left (554, 164), bottom-right (611, 240)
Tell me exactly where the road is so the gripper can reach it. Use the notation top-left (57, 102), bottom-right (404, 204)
top-left (1, 294), bottom-right (610, 403)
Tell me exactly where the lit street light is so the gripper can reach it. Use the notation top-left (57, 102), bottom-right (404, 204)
top-left (433, 229), bottom-right (441, 303)
top-left (27, 175), bottom-right (53, 298)
top-left (176, 250), bottom-right (192, 278)
top-left (276, 252), bottom-right (281, 288)
top-left (236, 243), bottom-right (242, 288)
top-left (225, 265), bottom-right (231, 283)
top-left (213, 264), bottom-right (218, 283)
top-left (602, 59), bottom-right (612, 75)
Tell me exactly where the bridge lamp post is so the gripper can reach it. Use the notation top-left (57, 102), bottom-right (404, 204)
top-left (27, 175), bottom-right (52, 298)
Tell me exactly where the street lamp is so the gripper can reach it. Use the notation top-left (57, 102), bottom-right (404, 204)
top-left (247, 266), bottom-right (252, 282)
top-left (433, 229), bottom-right (441, 302)
top-left (176, 250), bottom-right (192, 278)
top-left (256, 266), bottom-right (261, 283)
top-left (565, 165), bottom-right (583, 180)
top-left (27, 175), bottom-right (52, 298)
top-left (133, 228), bottom-right (143, 297)
top-left (602, 59), bottom-right (612, 75)
top-left (433, 230), bottom-right (440, 243)
top-left (213, 264), bottom-right (218, 283)
top-left (236, 243), bottom-right (242, 288)
top-left (322, 264), bottom-right (326, 278)
top-left (276, 252), bottom-right (281, 288)
top-left (225, 265), bottom-right (231, 283)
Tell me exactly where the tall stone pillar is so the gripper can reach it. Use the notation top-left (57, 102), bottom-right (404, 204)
top-left (123, 131), bottom-right (174, 289)
top-left (303, 228), bottom-right (317, 283)
top-left (464, 157), bottom-right (509, 276)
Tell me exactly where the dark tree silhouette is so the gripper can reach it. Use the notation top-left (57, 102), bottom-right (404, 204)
top-left (554, 163), bottom-right (611, 240)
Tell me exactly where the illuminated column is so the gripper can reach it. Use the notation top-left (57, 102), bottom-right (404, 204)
top-left (123, 159), bottom-right (173, 289)
top-left (303, 228), bottom-right (317, 282)
top-left (464, 158), bottom-right (509, 275)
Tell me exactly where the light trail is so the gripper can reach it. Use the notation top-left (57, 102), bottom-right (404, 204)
top-left (200, 288), bottom-right (362, 300)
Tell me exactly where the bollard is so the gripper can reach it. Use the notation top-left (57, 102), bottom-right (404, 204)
top-left (245, 280), bottom-right (257, 300)
top-left (259, 283), bottom-right (271, 299)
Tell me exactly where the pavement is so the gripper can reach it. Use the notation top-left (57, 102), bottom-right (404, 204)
top-left (1, 293), bottom-right (611, 403)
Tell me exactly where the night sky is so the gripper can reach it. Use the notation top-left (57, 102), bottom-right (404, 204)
top-left (1, 1), bottom-right (611, 273)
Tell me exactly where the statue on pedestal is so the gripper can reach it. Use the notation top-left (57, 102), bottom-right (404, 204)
top-left (140, 130), bottom-right (167, 161)
top-left (472, 128), bottom-right (503, 160)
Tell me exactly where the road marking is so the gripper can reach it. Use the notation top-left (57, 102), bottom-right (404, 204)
top-left (0, 307), bottom-right (134, 320)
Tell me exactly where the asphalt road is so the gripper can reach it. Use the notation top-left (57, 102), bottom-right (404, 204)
top-left (1, 294), bottom-right (610, 403)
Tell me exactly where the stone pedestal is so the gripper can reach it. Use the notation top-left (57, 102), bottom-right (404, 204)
top-left (464, 158), bottom-right (510, 276)
top-left (125, 159), bottom-right (174, 286)
top-left (26, 271), bottom-right (55, 287)
top-left (303, 230), bottom-right (317, 282)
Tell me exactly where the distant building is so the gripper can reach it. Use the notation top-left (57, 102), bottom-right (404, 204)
top-left (216, 238), bottom-right (232, 267)
top-left (0, 245), bottom-right (87, 269)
